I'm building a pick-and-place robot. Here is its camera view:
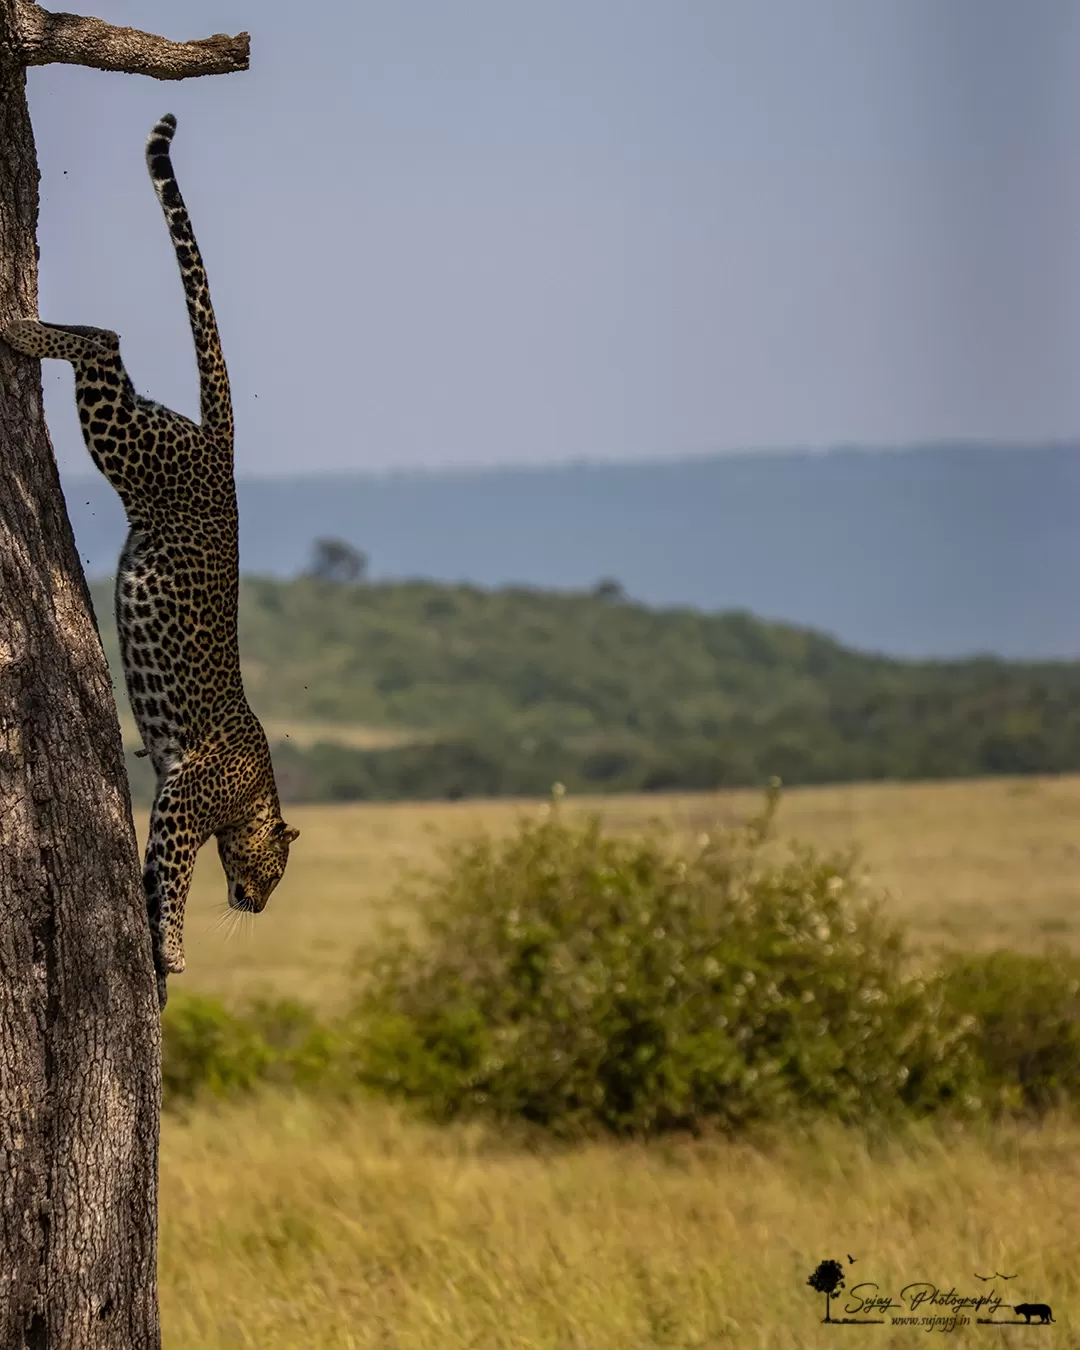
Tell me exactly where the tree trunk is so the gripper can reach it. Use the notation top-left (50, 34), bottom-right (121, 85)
top-left (0, 11), bottom-right (162, 1345)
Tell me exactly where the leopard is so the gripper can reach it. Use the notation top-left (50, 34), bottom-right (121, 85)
top-left (1, 113), bottom-right (298, 1008)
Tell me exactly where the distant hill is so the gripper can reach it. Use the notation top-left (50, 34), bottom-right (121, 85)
top-left (89, 574), bottom-right (1080, 807)
top-left (63, 442), bottom-right (1080, 661)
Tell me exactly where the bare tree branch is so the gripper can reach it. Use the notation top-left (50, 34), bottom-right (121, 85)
top-left (15, 2), bottom-right (249, 79)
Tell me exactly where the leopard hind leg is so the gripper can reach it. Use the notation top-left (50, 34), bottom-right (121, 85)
top-left (3, 318), bottom-right (167, 508)
top-left (2, 318), bottom-right (120, 362)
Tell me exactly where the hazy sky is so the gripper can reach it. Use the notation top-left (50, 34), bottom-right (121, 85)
top-left (26, 0), bottom-right (1080, 476)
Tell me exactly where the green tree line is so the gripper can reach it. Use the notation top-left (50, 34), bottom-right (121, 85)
top-left (89, 574), bottom-right (1080, 804)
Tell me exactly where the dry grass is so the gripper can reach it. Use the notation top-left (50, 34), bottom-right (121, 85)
top-left (160, 1094), bottom-right (1080, 1349)
top-left (157, 777), bottom-right (1080, 1346)
top-left (161, 774), bottom-right (1080, 1008)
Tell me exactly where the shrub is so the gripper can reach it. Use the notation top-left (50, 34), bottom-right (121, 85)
top-left (348, 787), bottom-right (982, 1137)
top-left (941, 948), bottom-right (1080, 1114)
top-left (155, 810), bottom-right (1080, 1136)
top-left (162, 993), bottom-right (273, 1107)
top-left (161, 992), bottom-right (343, 1110)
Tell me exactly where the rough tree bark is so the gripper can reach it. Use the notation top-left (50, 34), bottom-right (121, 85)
top-left (0, 4), bottom-right (249, 1345)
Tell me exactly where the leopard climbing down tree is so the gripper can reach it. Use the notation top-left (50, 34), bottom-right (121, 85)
top-left (2, 113), bottom-right (298, 1006)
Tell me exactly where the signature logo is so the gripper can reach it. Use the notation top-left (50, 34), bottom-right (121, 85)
top-left (806, 1258), bottom-right (1055, 1329)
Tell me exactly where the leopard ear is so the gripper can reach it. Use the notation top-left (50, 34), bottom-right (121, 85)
top-left (282, 825), bottom-right (300, 844)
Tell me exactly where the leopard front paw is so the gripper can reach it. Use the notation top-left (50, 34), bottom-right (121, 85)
top-left (164, 942), bottom-right (186, 976)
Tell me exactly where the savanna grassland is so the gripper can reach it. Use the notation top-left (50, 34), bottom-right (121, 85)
top-left (157, 777), bottom-right (1080, 1348)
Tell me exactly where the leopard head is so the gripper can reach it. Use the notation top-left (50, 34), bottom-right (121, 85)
top-left (216, 813), bottom-right (300, 913)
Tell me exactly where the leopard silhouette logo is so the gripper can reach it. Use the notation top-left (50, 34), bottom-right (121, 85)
top-left (1014, 1303), bottom-right (1054, 1324)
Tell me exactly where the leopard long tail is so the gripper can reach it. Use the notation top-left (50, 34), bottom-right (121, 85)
top-left (145, 113), bottom-right (233, 447)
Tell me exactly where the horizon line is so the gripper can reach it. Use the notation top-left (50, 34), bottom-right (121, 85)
top-left (58, 438), bottom-right (1080, 484)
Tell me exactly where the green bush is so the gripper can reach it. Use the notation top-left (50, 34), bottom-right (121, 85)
top-left (348, 788), bottom-right (983, 1137)
top-left (941, 948), bottom-right (1080, 1114)
top-left (161, 992), bottom-right (342, 1110)
top-left (162, 993), bottom-right (272, 1106)
top-left (156, 805), bottom-right (1080, 1136)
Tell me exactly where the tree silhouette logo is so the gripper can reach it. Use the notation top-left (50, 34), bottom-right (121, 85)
top-left (807, 1258), bottom-right (846, 1322)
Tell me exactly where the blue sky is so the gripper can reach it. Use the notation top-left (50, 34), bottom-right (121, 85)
top-left (26, 0), bottom-right (1080, 476)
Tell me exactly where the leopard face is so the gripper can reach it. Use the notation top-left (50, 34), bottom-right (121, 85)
top-left (217, 815), bottom-right (301, 914)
